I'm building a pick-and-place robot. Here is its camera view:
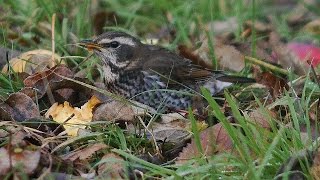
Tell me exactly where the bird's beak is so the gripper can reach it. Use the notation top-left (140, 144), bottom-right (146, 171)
top-left (79, 39), bottom-right (102, 51)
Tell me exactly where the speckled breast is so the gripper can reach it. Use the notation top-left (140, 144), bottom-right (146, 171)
top-left (109, 71), bottom-right (194, 111)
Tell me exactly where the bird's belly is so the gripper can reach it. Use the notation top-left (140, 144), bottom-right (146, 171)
top-left (132, 87), bottom-right (193, 111)
top-left (112, 74), bottom-right (194, 111)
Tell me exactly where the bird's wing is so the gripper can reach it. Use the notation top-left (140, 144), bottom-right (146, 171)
top-left (140, 46), bottom-right (214, 84)
top-left (133, 45), bottom-right (255, 85)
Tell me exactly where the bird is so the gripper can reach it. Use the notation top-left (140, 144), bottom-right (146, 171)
top-left (80, 31), bottom-right (254, 112)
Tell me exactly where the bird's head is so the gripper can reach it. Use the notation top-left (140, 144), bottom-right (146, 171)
top-left (80, 31), bottom-right (142, 69)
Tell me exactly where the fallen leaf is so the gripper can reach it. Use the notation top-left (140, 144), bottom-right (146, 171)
top-left (61, 143), bottom-right (108, 161)
top-left (246, 109), bottom-right (277, 129)
top-left (176, 123), bottom-right (233, 164)
top-left (232, 42), bottom-right (274, 63)
top-left (193, 42), bottom-right (245, 72)
top-left (93, 100), bottom-right (135, 122)
top-left (97, 152), bottom-right (125, 179)
top-left (45, 95), bottom-right (101, 136)
top-left (0, 146), bottom-right (41, 175)
top-left (0, 92), bottom-right (40, 122)
top-left (0, 148), bottom-right (10, 175)
top-left (255, 72), bottom-right (288, 98)
top-left (270, 32), bottom-right (309, 75)
top-left (23, 65), bottom-right (73, 90)
top-left (214, 44), bottom-right (245, 72)
top-left (311, 147), bottom-right (320, 179)
top-left (148, 113), bottom-right (199, 144)
top-left (2, 49), bottom-right (63, 74)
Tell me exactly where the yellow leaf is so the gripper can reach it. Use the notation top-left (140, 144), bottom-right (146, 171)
top-left (2, 49), bottom-right (64, 74)
top-left (45, 96), bottom-right (101, 136)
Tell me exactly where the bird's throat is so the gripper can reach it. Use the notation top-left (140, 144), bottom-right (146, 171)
top-left (103, 65), bottom-right (119, 83)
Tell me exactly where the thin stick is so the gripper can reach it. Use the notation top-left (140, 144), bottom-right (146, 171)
top-left (245, 56), bottom-right (289, 75)
top-left (51, 13), bottom-right (56, 63)
top-left (137, 116), bottom-right (161, 156)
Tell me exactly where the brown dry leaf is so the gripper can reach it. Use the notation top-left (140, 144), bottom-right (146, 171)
top-left (22, 65), bottom-right (77, 101)
top-left (0, 148), bottom-right (9, 175)
top-left (256, 72), bottom-right (288, 98)
top-left (61, 143), bottom-right (108, 162)
top-left (311, 148), bottom-right (320, 179)
top-left (45, 95), bottom-right (101, 136)
top-left (246, 109), bottom-right (277, 129)
top-left (148, 113), bottom-right (207, 144)
top-left (0, 92), bottom-right (40, 122)
top-left (0, 146), bottom-right (41, 175)
top-left (269, 32), bottom-right (309, 75)
top-left (24, 65), bottom-right (73, 88)
top-left (214, 44), bottom-right (245, 72)
top-left (2, 49), bottom-right (64, 74)
top-left (97, 152), bottom-right (125, 179)
top-left (311, 166), bottom-right (320, 180)
top-left (176, 122), bottom-right (233, 164)
top-left (232, 42), bottom-right (274, 63)
top-left (193, 42), bottom-right (245, 72)
top-left (93, 100), bottom-right (135, 122)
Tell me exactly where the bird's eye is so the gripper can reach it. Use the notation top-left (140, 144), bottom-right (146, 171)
top-left (110, 41), bottom-right (120, 48)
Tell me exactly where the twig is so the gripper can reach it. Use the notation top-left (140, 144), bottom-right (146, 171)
top-left (137, 116), bottom-right (161, 155)
top-left (245, 56), bottom-right (289, 75)
top-left (51, 13), bottom-right (56, 63)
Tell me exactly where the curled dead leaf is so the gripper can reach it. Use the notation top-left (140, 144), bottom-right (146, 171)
top-left (214, 44), bottom-right (245, 72)
top-left (176, 123), bottom-right (233, 164)
top-left (97, 153), bottom-right (125, 179)
top-left (0, 146), bottom-right (40, 175)
top-left (2, 49), bottom-right (64, 74)
top-left (255, 72), bottom-right (288, 98)
top-left (23, 65), bottom-right (73, 88)
top-left (93, 100), bottom-right (135, 122)
top-left (270, 32), bottom-right (309, 75)
top-left (0, 92), bottom-right (40, 122)
top-left (22, 65), bottom-right (77, 101)
top-left (246, 109), bottom-right (277, 130)
top-left (61, 143), bottom-right (108, 162)
top-left (45, 95), bottom-right (101, 136)
top-left (149, 113), bottom-right (206, 144)
top-left (193, 42), bottom-right (245, 72)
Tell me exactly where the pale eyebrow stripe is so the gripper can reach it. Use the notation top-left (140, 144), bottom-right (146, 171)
top-left (98, 37), bottom-right (136, 46)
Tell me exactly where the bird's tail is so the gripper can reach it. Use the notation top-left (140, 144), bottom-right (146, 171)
top-left (216, 75), bottom-right (256, 83)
